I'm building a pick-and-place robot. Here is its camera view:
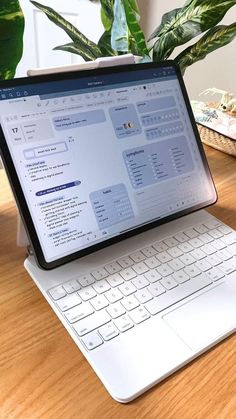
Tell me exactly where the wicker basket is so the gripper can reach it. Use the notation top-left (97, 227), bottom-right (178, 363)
top-left (197, 124), bottom-right (236, 157)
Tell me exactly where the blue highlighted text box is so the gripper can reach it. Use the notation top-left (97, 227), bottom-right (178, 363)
top-left (53, 110), bottom-right (106, 131)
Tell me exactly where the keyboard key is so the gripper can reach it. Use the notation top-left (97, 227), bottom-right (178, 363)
top-left (120, 267), bottom-right (136, 281)
top-left (145, 256), bottom-right (160, 269)
top-left (114, 315), bottom-right (134, 332)
top-left (156, 263), bottom-right (173, 277)
top-left (117, 256), bottom-right (133, 268)
top-left (105, 262), bottom-right (121, 274)
top-left (57, 294), bottom-right (81, 312)
top-left (106, 273), bottom-right (124, 287)
top-left (79, 286), bottom-right (96, 301)
top-left (184, 228), bottom-right (199, 238)
top-left (211, 239), bottom-right (226, 251)
top-left (78, 274), bottom-right (94, 287)
top-left (119, 282), bottom-right (136, 296)
top-left (141, 246), bottom-right (157, 257)
top-left (73, 310), bottom-right (110, 336)
top-left (216, 249), bottom-right (232, 261)
top-left (90, 295), bottom-right (109, 311)
top-left (188, 238), bottom-right (203, 248)
top-left (205, 254), bottom-right (222, 266)
top-left (217, 225), bottom-right (233, 235)
top-left (132, 275), bottom-right (149, 290)
top-left (219, 261), bottom-right (236, 275)
top-left (105, 288), bottom-right (123, 304)
top-left (179, 253), bottom-right (195, 266)
top-left (153, 241), bottom-right (168, 252)
top-left (135, 289), bottom-right (153, 304)
top-left (184, 265), bottom-right (201, 278)
top-left (144, 270), bottom-right (162, 283)
top-left (168, 258), bottom-right (185, 271)
top-left (189, 248), bottom-right (206, 260)
top-left (194, 224), bottom-right (208, 234)
top-left (206, 268), bottom-right (224, 282)
top-left (174, 232), bottom-right (189, 243)
top-left (204, 219), bottom-right (221, 229)
top-left (49, 286), bottom-right (66, 301)
top-left (132, 262), bottom-right (149, 275)
top-left (208, 229), bottom-right (223, 239)
top-left (167, 247), bottom-right (183, 258)
top-left (121, 295), bottom-right (139, 311)
top-left (194, 259), bottom-right (211, 272)
top-left (130, 251), bottom-right (146, 263)
top-left (178, 242), bottom-right (194, 253)
top-left (163, 237), bottom-right (179, 247)
top-left (63, 279), bottom-right (80, 294)
top-left (129, 306), bottom-right (150, 324)
top-left (160, 276), bottom-right (178, 290)
top-left (156, 251), bottom-right (172, 263)
top-left (106, 302), bottom-right (126, 318)
top-left (64, 302), bottom-right (94, 323)
top-left (93, 280), bottom-right (110, 294)
top-left (201, 244), bottom-right (216, 255)
top-left (145, 275), bottom-right (212, 315)
top-left (228, 243), bottom-right (236, 256)
top-left (81, 331), bottom-right (103, 350)
top-left (200, 233), bottom-right (213, 244)
top-left (148, 282), bottom-right (166, 297)
top-left (98, 323), bottom-right (119, 341)
top-left (172, 270), bottom-right (189, 284)
top-left (91, 267), bottom-right (108, 280)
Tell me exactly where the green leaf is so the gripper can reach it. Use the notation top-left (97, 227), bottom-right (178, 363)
top-left (123, 0), bottom-right (149, 56)
top-left (0, 0), bottom-right (24, 79)
top-left (98, 31), bottom-right (116, 56)
top-left (111, 0), bottom-right (129, 52)
top-left (149, 7), bottom-right (182, 40)
top-left (176, 23), bottom-right (236, 74)
top-left (30, 1), bottom-right (103, 59)
top-left (54, 42), bottom-right (98, 61)
top-left (100, 0), bottom-right (114, 31)
top-left (150, 0), bottom-right (236, 61)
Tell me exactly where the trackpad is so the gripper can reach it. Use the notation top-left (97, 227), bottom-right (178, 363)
top-left (163, 283), bottom-right (236, 351)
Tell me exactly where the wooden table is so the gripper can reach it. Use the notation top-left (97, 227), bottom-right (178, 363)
top-left (0, 146), bottom-right (235, 418)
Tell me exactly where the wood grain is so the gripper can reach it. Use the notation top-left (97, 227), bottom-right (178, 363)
top-left (0, 146), bottom-right (235, 419)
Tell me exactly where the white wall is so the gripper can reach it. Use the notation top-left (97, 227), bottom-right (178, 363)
top-left (138, 0), bottom-right (236, 99)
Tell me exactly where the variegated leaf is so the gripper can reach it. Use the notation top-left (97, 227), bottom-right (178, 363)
top-left (53, 42), bottom-right (99, 61)
top-left (30, 1), bottom-right (102, 59)
top-left (123, 0), bottom-right (149, 56)
top-left (98, 30), bottom-right (116, 56)
top-left (100, 0), bottom-right (114, 31)
top-left (150, 0), bottom-right (236, 61)
top-left (175, 23), bottom-right (236, 74)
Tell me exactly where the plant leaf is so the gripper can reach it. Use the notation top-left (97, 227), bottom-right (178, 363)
top-left (150, 0), bottom-right (236, 61)
top-left (100, 0), bottom-right (114, 31)
top-left (98, 30), bottom-right (116, 56)
top-left (111, 0), bottom-right (129, 52)
top-left (123, 0), bottom-right (149, 56)
top-left (30, 1), bottom-right (102, 59)
top-left (149, 8), bottom-right (182, 40)
top-left (175, 23), bottom-right (236, 74)
top-left (0, 0), bottom-right (24, 79)
top-left (53, 42), bottom-right (99, 61)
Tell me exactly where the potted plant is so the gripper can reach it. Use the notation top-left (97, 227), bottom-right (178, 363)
top-left (0, 0), bottom-right (24, 80)
top-left (30, 0), bottom-right (236, 74)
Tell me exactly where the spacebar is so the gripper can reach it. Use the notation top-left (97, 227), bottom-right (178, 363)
top-left (145, 275), bottom-right (212, 315)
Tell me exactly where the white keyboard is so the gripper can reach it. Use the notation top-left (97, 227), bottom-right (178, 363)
top-left (48, 219), bottom-right (236, 351)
